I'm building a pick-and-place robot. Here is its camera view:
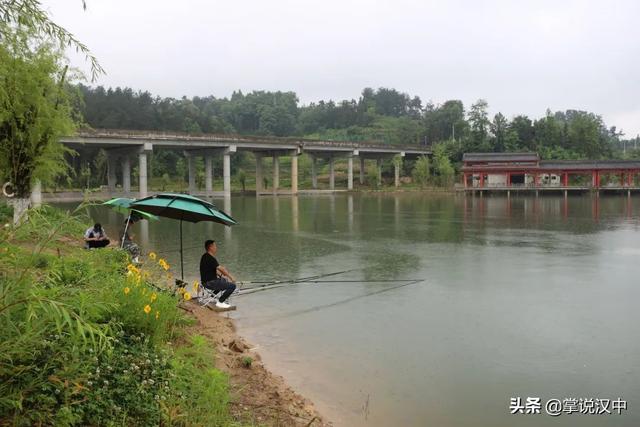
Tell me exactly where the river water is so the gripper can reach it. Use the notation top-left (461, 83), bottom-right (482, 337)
top-left (75, 193), bottom-right (640, 426)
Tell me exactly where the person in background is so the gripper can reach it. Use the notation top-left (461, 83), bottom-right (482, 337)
top-left (84, 223), bottom-right (110, 248)
top-left (120, 216), bottom-right (141, 263)
top-left (199, 239), bottom-right (236, 309)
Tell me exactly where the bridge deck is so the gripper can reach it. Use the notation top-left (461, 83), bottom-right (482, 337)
top-left (61, 129), bottom-right (431, 156)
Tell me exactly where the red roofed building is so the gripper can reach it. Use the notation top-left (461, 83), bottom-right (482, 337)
top-left (461, 153), bottom-right (640, 190)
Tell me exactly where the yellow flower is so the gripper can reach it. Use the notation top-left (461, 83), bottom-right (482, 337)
top-left (193, 280), bottom-right (199, 289)
top-left (149, 252), bottom-right (157, 260)
top-left (158, 258), bottom-right (170, 271)
top-left (155, 311), bottom-right (160, 320)
top-left (177, 287), bottom-right (185, 295)
top-left (144, 304), bottom-right (151, 314)
top-left (124, 287), bottom-right (130, 295)
top-left (126, 270), bottom-right (133, 277)
top-left (150, 292), bottom-right (157, 302)
top-left (183, 292), bottom-right (192, 301)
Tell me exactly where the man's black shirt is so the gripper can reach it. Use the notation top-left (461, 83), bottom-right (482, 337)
top-left (200, 252), bottom-right (219, 284)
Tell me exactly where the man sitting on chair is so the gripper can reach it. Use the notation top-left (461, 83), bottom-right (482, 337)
top-left (200, 239), bottom-right (236, 309)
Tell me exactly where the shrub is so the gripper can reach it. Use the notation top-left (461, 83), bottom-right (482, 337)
top-left (237, 169), bottom-right (247, 192)
top-left (367, 163), bottom-right (380, 189)
top-left (166, 335), bottom-right (231, 425)
top-left (412, 155), bottom-right (431, 188)
top-left (0, 201), bottom-right (12, 224)
top-left (241, 356), bottom-right (253, 368)
top-left (0, 206), bottom-right (232, 426)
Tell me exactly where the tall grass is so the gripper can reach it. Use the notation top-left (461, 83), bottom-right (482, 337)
top-left (0, 206), bottom-right (233, 426)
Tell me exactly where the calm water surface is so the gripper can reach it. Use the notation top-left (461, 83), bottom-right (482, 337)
top-left (75, 193), bottom-right (640, 426)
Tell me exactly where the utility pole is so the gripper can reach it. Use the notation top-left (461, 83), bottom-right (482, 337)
top-left (452, 124), bottom-right (455, 142)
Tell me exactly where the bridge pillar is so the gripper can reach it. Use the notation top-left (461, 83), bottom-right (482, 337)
top-left (347, 155), bottom-right (354, 190)
top-left (291, 151), bottom-right (298, 195)
top-left (255, 153), bottom-right (263, 193)
top-left (329, 156), bottom-right (335, 190)
top-left (376, 158), bottom-right (382, 187)
top-left (122, 155), bottom-right (131, 195)
top-left (223, 147), bottom-right (233, 197)
top-left (359, 156), bottom-right (365, 185)
top-left (187, 153), bottom-right (196, 194)
top-left (311, 156), bottom-right (318, 189)
top-left (272, 155), bottom-right (279, 194)
top-left (107, 153), bottom-right (117, 193)
top-left (394, 152), bottom-right (404, 188)
top-left (205, 153), bottom-right (213, 195)
top-left (395, 162), bottom-right (400, 188)
top-left (138, 151), bottom-right (148, 198)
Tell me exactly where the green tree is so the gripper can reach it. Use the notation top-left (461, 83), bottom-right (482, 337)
top-left (412, 155), bottom-right (431, 188)
top-left (467, 99), bottom-right (490, 152)
top-left (509, 115), bottom-right (534, 150)
top-left (366, 163), bottom-right (380, 189)
top-left (0, 36), bottom-right (76, 221)
top-left (423, 100), bottom-right (467, 144)
top-left (489, 112), bottom-right (508, 152)
top-left (532, 111), bottom-right (564, 153)
top-left (1, 1), bottom-right (100, 222)
top-left (0, 0), bottom-right (103, 81)
top-left (236, 168), bottom-right (246, 192)
top-left (432, 144), bottom-right (455, 187)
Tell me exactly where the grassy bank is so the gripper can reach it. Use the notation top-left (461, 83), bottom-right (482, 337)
top-left (0, 205), bottom-right (236, 426)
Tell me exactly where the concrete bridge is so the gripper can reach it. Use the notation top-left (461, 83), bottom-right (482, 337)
top-left (60, 129), bottom-right (431, 198)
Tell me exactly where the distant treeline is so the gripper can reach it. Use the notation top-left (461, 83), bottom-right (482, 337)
top-left (77, 85), bottom-right (636, 162)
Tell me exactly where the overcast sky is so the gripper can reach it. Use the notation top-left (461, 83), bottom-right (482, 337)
top-left (44, 0), bottom-right (640, 137)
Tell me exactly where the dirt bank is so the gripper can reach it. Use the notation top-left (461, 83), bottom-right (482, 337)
top-left (186, 303), bottom-right (331, 427)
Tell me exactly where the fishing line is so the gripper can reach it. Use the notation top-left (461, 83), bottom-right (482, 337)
top-left (292, 279), bottom-right (423, 283)
top-left (236, 269), bottom-right (359, 295)
top-left (238, 279), bottom-right (426, 325)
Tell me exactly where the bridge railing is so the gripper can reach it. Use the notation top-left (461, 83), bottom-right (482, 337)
top-left (73, 128), bottom-right (431, 152)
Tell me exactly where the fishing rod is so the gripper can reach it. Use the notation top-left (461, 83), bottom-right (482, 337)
top-left (240, 279), bottom-right (426, 325)
top-left (281, 279), bottom-right (426, 317)
top-left (236, 268), bottom-right (359, 296)
top-left (290, 279), bottom-right (424, 283)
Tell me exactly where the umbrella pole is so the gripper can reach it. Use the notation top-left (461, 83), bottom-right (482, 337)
top-left (121, 213), bottom-right (131, 249)
top-left (180, 219), bottom-right (184, 281)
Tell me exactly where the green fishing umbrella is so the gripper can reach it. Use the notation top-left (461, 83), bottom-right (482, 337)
top-left (102, 198), bottom-right (159, 248)
top-left (102, 198), bottom-right (159, 221)
top-left (130, 193), bottom-right (237, 279)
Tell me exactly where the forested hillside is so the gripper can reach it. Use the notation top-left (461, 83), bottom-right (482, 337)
top-left (78, 85), bottom-right (635, 161)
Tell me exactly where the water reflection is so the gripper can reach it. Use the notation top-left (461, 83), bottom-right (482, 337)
top-left (348, 195), bottom-right (354, 234)
top-left (292, 196), bottom-right (299, 232)
top-left (224, 195), bottom-right (232, 241)
top-left (72, 194), bottom-right (640, 271)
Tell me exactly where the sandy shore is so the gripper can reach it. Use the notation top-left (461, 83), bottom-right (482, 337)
top-left (185, 303), bottom-right (331, 426)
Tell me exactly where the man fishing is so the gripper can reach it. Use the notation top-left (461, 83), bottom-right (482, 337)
top-left (200, 239), bottom-right (236, 309)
